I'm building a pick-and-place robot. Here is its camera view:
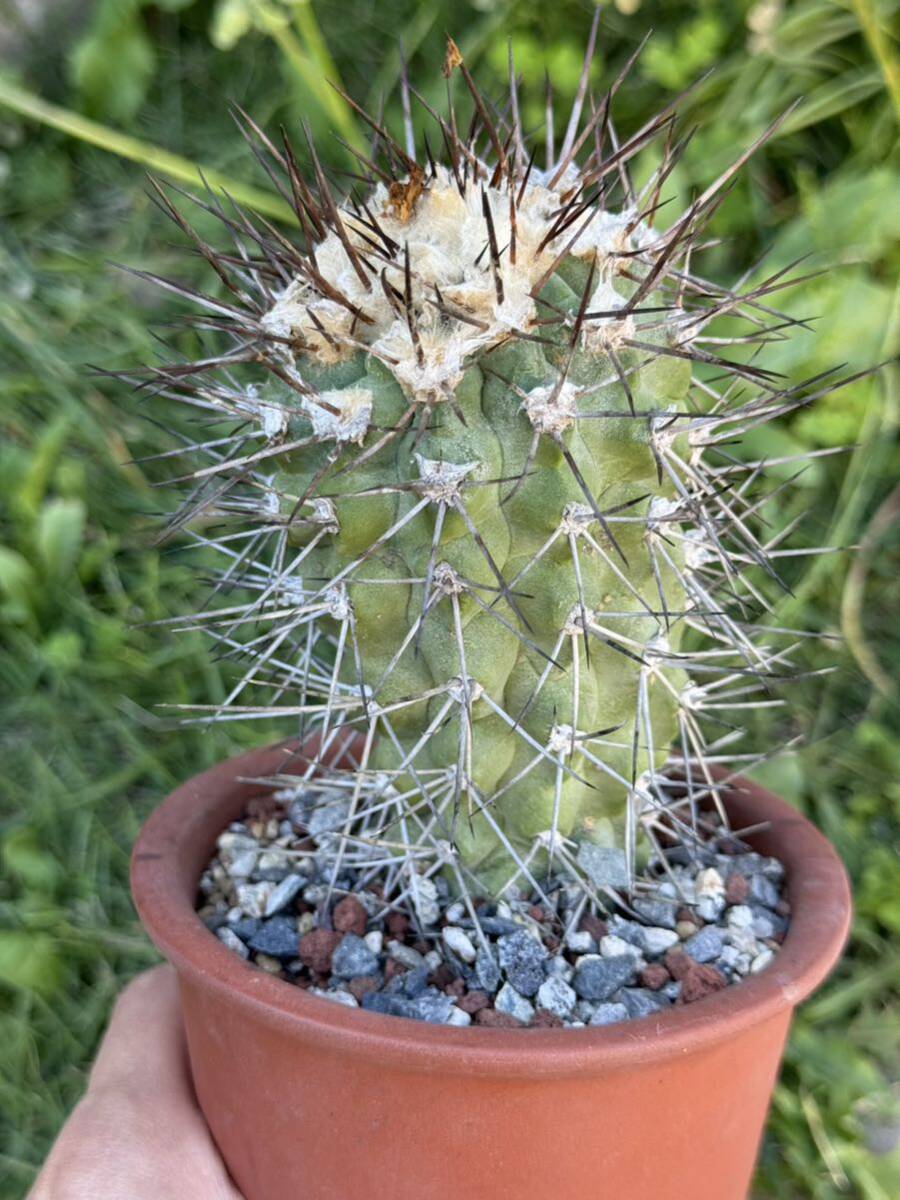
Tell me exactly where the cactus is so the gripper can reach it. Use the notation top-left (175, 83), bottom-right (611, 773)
top-left (141, 32), bottom-right (854, 905)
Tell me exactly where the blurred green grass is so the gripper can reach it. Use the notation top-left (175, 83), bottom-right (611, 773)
top-left (0, 2), bottom-right (897, 1196)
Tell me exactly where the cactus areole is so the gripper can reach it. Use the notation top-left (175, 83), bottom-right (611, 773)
top-left (143, 36), bottom-right (848, 905)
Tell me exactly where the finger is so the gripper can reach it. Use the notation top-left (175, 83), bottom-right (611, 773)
top-left (88, 964), bottom-right (193, 1100)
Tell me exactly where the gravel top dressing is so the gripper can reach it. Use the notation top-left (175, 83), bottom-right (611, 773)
top-left (197, 785), bottom-right (790, 1030)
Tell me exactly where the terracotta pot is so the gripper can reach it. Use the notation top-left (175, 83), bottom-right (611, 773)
top-left (132, 741), bottom-right (851, 1200)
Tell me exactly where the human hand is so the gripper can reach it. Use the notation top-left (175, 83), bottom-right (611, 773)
top-left (29, 965), bottom-right (243, 1200)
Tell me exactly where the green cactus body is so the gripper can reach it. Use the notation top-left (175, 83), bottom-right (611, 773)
top-left (256, 170), bottom-right (692, 889)
top-left (148, 42), bottom-right (821, 901)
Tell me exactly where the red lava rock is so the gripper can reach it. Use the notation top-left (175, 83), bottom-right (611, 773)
top-left (639, 963), bottom-right (671, 991)
top-left (664, 948), bottom-right (693, 982)
top-left (675, 906), bottom-right (696, 925)
top-left (578, 913), bottom-right (608, 941)
top-left (724, 873), bottom-right (750, 905)
top-left (530, 1008), bottom-right (563, 1028)
top-left (444, 977), bottom-right (466, 999)
top-left (429, 964), bottom-right (456, 990)
top-left (474, 1008), bottom-right (521, 1028)
top-left (775, 898), bottom-right (791, 917)
top-left (528, 905), bottom-right (546, 923)
top-left (385, 911), bottom-right (410, 939)
top-left (678, 962), bottom-right (727, 1005)
top-left (544, 936), bottom-right (561, 954)
top-left (298, 929), bottom-right (342, 975)
top-left (384, 959), bottom-right (406, 982)
top-left (412, 939), bottom-right (430, 956)
top-left (348, 976), bottom-right (380, 1002)
top-left (332, 896), bottom-right (368, 937)
top-left (457, 990), bottom-right (490, 1015)
top-left (246, 795), bottom-right (282, 821)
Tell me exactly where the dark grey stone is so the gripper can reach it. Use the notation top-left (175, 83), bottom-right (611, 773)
top-left (748, 874), bottom-right (780, 909)
top-left (616, 988), bottom-right (669, 1019)
top-left (475, 950), bottom-right (501, 993)
top-left (683, 926), bottom-right (726, 963)
top-left (331, 933), bottom-right (380, 978)
top-left (247, 916), bottom-right (298, 959)
top-left (606, 917), bottom-right (646, 949)
top-left (577, 843), bottom-right (629, 889)
top-left (632, 898), bottom-right (677, 929)
top-left (573, 954), bottom-right (637, 1001)
top-left (497, 929), bottom-right (547, 997)
top-left (361, 987), bottom-right (453, 1024)
top-left (403, 966), bottom-right (431, 998)
top-left (228, 916), bottom-right (261, 942)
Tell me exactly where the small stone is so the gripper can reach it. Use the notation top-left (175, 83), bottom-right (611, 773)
top-left (676, 919), bottom-right (699, 940)
top-left (476, 950), bottom-right (501, 994)
top-left (497, 929), bottom-right (547, 997)
top-left (475, 1008), bottom-right (521, 1028)
top-left (588, 1002), bottom-right (628, 1027)
top-left (638, 926), bottom-right (680, 956)
top-left (639, 963), bottom-right (670, 991)
top-left (750, 948), bottom-right (774, 974)
top-left (228, 849), bottom-right (259, 879)
top-left (577, 842), bottom-right (629, 889)
top-left (332, 933), bottom-right (380, 979)
top-left (234, 881), bottom-right (274, 918)
top-left (263, 874), bottom-right (303, 917)
top-left (662, 981), bottom-right (682, 1002)
top-left (600, 934), bottom-right (637, 959)
top-left (348, 976), bottom-right (380, 1002)
top-left (306, 794), bottom-right (351, 837)
top-left (678, 962), bottom-right (727, 1005)
top-left (606, 918), bottom-right (646, 950)
top-left (254, 953), bottom-right (283, 974)
top-left (696, 895), bottom-right (726, 922)
top-left (724, 873), bottom-right (750, 905)
top-left (409, 989), bottom-right (455, 1024)
top-left (297, 911), bottom-right (316, 936)
top-left (248, 915), bottom-right (299, 959)
top-left (578, 913), bottom-right (608, 940)
top-left (457, 990), bottom-right (490, 1015)
top-left (531, 1009), bottom-right (564, 1028)
top-left (412, 876), bottom-right (441, 927)
top-left (332, 895), bottom-right (368, 936)
top-left (444, 901), bottom-right (466, 924)
top-left (494, 983), bottom-right (535, 1025)
top-left (617, 988), bottom-right (668, 1019)
top-left (632, 898), bottom-right (677, 929)
top-left (727, 904), bottom-right (755, 930)
top-left (536, 975), bottom-right (577, 1019)
top-left (695, 867), bottom-right (725, 898)
top-left (573, 954), bottom-right (637, 1001)
top-left (309, 987), bottom-right (358, 1008)
top-left (750, 909), bottom-right (779, 939)
top-left (216, 926), bottom-right (249, 959)
top-left (227, 915), bottom-right (261, 942)
top-left (683, 926), bottom-right (725, 963)
top-left (385, 910), bottom-right (410, 939)
top-left (748, 874), bottom-right (781, 909)
top-left (364, 930), bottom-right (383, 955)
top-left (564, 929), bottom-right (595, 954)
top-left (663, 948), bottom-right (694, 981)
top-left (442, 925), bottom-right (477, 963)
top-left (446, 1007), bottom-right (472, 1027)
top-left (423, 950), bottom-right (443, 971)
top-left (545, 955), bottom-right (574, 982)
top-left (403, 966), bottom-right (431, 997)
top-left (298, 928), bottom-right (342, 975)
top-left (387, 940), bottom-right (425, 970)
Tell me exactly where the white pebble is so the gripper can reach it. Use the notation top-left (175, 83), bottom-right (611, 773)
top-left (446, 1007), bottom-right (472, 1027)
top-left (696, 895), bottom-right (726, 922)
top-left (412, 876), bottom-right (440, 927)
top-left (264, 874), bottom-right (303, 917)
top-left (600, 934), bottom-right (635, 958)
top-left (308, 987), bottom-right (358, 1008)
top-left (695, 867), bottom-right (725, 898)
top-left (640, 927), bottom-right (679, 955)
top-left (444, 901), bottom-right (466, 925)
top-left (235, 881), bottom-right (274, 919)
top-left (750, 948), bottom-right (774, 974)
top-left (364, 930), bottom-right (384, 955)
top-left (727, 905), bottom-right (754, 930)
top-left (537, 976), bottom-right (577, 1019)
top-left (216, 927), bottom-right (248, 959)
top-left (423, 950), bottom-right (443, 971)
top-left (442, 925), bottom-right (477, 963)
top-left (388, 940), bottom-right (424, 969)
top-left (565, 929), bottom-right (595, 954)
top-left (495, 982), bottom-right (534, 1024)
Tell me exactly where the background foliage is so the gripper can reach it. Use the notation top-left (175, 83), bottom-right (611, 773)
top-left (0, 1), bottom-right (897, 1196)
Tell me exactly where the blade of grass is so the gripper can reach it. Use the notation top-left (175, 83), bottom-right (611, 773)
top-left (0, 77), bottom-right (297, 225)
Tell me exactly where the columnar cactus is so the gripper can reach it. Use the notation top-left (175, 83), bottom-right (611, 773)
top-left (144, 34), bottom-right (844, 903)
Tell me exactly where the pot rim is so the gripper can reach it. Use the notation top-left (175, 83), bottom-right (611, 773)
top-left (131, 740), bottom-right (851, 1079)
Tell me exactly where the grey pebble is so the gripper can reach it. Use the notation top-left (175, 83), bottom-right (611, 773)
top-left (247, 916), bottom-right (298, 959)
top-left (495, 982), bottom-right (535, 1024)
top-left (588, 1002), bottom-right (629, 1027)
top-left (217, 926), bottom-right (249, 959)
top-left (263, 873), bottom-right (304, 917)
top-left (683, 926), bottom-right (726, 963)
top-left (536, 975), bottom-right (577, 1019)
top-left (573, 954), bottom-right (637, 1001)
top-left (497, 929), bottom-right (547, 997)
top-left (331, 933), bottom-right (380, 979)
top-left (616, 988), bottom-right (669, 1019)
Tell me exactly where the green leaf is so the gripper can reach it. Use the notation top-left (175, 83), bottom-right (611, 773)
top-left (210, 0), bottom-right (255, 51)
top-left (0, 932), bottom-right (62, 995)
top-left (36, 498), bottom-right (86, 581)
top-left (68, 1), bottom-right (156, 124)
top-left (1, 828), bottom-right (60, 893)
top-left (0, 545), bottom-right (38, 622)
